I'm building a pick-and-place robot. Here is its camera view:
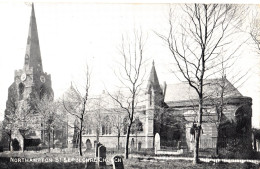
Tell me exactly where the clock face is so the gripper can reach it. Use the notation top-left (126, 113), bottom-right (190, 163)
top-left (21, 73), bottom-right (26, 81)
top-left (40, 75), bottom-right (46, 83)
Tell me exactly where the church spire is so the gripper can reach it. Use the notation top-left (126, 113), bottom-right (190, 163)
top-left (24, 3), bottom-right (43, 73)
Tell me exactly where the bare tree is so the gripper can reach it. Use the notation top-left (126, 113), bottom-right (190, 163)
top-left (107, 30), bottom-right (147, 159)
top-left (250, 16), bottom-right (260, 54)
top-left (157, 4), bottom-right (245, 163)
top-left (63, 65), bottom-right (91, 156)
top-left (35, 95), bottom-right (59, 152)
top-left (111, 110), bottom-right (125, 151)
top-left (90, 95), bottom-right (106, 143)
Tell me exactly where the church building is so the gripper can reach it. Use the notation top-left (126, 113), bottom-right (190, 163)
top-left (2, 4), bottom-right (54, 150)
top-left (65, 60), bottom-right (252, 157)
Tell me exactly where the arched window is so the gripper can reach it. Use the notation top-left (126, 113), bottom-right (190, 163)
top-left (86, 124), bottom-right (92, 135)
top-left (102, 116), bottom-right (112, 135)
top-left (19, 83), bottom-right (25, 100)
top-left (102, 125), bottom-right (105, 135)
top-left (131, 117), bottom-right (143, 134)
top-left (123, 117), bottom-right (128, 135)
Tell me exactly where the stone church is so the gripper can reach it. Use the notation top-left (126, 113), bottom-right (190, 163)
top-left (65, 61), bottom-right (252, 157)
top-left (1, 4), bottom-right (253, 157)
top-left (2, 4), bottom-right (54, 150)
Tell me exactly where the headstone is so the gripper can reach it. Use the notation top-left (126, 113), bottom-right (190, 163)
top-left (155, 133), bottom-right (160, 151)
top-left (86, 139), bottom-right (92, 150)
top-left (137, 142), bottom-right (142, 151)
top-left (111, 155), bottom-right (124, 169)
top-left (98, 145), bottom-right (106, 167)
top-left (95, 142), bottom-right (102, 157)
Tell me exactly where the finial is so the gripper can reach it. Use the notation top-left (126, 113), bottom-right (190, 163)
top-left (152, 60), bottom-right (155, 66)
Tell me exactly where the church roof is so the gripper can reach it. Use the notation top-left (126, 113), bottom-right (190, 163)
top-left (24, 3), bottom-right (43, 73)
top-left (164, 78), bottom-right (242, 103)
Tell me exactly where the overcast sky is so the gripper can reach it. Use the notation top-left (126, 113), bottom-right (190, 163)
top-left (0, 2), bottom-right (259, 127)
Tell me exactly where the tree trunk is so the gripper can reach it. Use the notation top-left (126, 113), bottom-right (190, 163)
top-left (117, 131), bottom-right (120, 151)
top-left (52, 129), bottom-right (55, 149)
top-left (79, 121), bottom-right (83, 156)
top-left (125, 124), bottom-right (131, 159)
top-left (193, 127), bottom-right (201, 164)
top-left (43, 122), bottom-right (45, 143)
top-left (215, 127), bottom-right (219, 155)
top-left (193, 97), bottom-right (203, 164)
top-left (253, 134), bottom-right (256, 151)
top-left (8, 131), bottom-right (11, 151)
top-left (48, 130), bottom-right (51, 153)
top-left (96, 127), bottom-right (99, 142)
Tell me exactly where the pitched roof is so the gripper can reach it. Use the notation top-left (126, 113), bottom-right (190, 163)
top-left (147, 61), bottom-right (161, 92)
top-left (164, 78), bottom-right (242, 103)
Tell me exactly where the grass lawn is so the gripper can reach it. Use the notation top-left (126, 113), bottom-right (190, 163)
top-left (0, 151), bottom-right (259, 169)
top-left (0, 153), bottom-right (260, 169)
top-left (125, 158), bottom-right (260, 169)
top-left (0, 157), bottom-right (259, 169)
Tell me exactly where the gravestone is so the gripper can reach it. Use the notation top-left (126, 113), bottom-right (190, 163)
top-left (155, 133), bottom-right (160, 152)
top-left (86, 139), bottom-right (92, 150)
top-left (111, 155), bottom-right (124, 169)
top-left (98, 145), bottom-right (106, 167)
top-left (95, 142), bottom-right (102, 157)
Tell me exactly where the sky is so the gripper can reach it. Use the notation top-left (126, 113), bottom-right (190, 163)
top-left (0, 1), bottom-right (259, 128)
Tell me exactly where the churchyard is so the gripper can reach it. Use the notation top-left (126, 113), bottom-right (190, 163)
top-left (0, 142), bottom-right (260, 169)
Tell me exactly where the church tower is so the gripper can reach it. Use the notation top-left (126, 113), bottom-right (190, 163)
top-left (145, 61), bottom-right (164, 148)
top-left (3, 4), bottom-right (53, 149)
top-left (16, 3), bottom-right (53, 102)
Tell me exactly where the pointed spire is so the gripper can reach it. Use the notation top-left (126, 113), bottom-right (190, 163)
top-left (147, 61), bottom-right (160, 90)
top-left (24, 3), bottom-right (43, 73)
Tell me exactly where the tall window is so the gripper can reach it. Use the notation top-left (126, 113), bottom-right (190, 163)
top-left (86, 126), bottom-right (92, 135)
top-left (102, 116), bottom-right (112, 135)
top-left (19, 83), bottom-right (25, 100)
top-left (102, 125), bottom-right (106, 135)
top-left (123, 117), bottom-right (128, 135)
top-left (131, 117), bottom-right (143, 134)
